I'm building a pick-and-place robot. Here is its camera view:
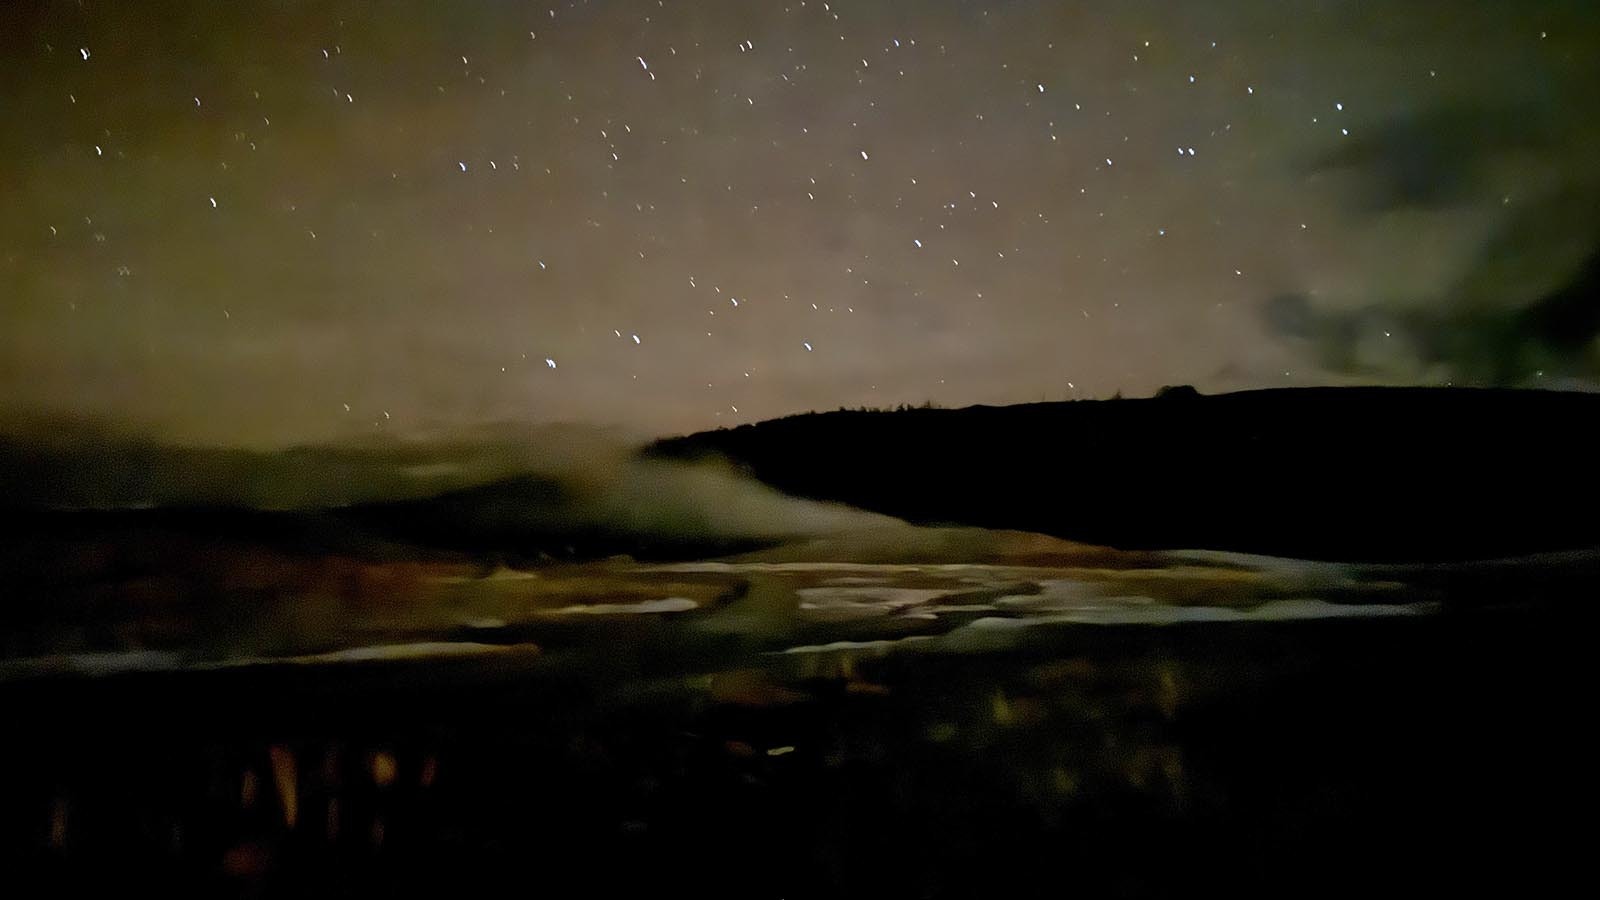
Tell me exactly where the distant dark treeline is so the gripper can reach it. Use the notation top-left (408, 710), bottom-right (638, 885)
top-left (648, 386), bottom-right (1600, 561)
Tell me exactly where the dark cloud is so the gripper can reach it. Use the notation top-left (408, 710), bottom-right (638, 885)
top-left (1308, 103), bottom-right (1562, 210)
top-left (1272, 80), bottom-right (1600, 387)
top-left (1263, 237), bottom-right (1600, 386)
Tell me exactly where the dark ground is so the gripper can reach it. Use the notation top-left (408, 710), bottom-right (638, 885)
top-left (3, 385), bottom-right (1596, 896)
top-left (1, 601), bottom-right (1590, 898)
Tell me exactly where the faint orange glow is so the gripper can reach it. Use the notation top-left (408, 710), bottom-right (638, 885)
top-left (269, 745), bottom-right (297, 828)
top-left (371, 751), bottom-right (398, 788)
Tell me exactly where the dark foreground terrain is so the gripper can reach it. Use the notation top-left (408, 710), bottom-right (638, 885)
top-left (0, 551), bottom-right (1592, 898)
top-left (3, 388), bottom-right (1597, 896)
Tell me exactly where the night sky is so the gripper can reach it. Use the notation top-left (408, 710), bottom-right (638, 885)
top-left (3, 1), bottom-right (1598, 446)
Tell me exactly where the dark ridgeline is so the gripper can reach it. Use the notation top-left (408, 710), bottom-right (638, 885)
top-left (332, 476), bottom-right (778, 563)
top-left (0, 479), bottom-right (777, 577)
top-left (648, 386), bottom-right (1600, 562)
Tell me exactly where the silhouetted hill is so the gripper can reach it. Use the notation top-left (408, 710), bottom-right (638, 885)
top-left (647, 387), bottom-right (1600, 561)
top-left (0, 477), bottom-right (778, 573)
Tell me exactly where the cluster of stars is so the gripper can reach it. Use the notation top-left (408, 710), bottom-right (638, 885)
top-left (2, 4), bottom-right (1583, 443)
